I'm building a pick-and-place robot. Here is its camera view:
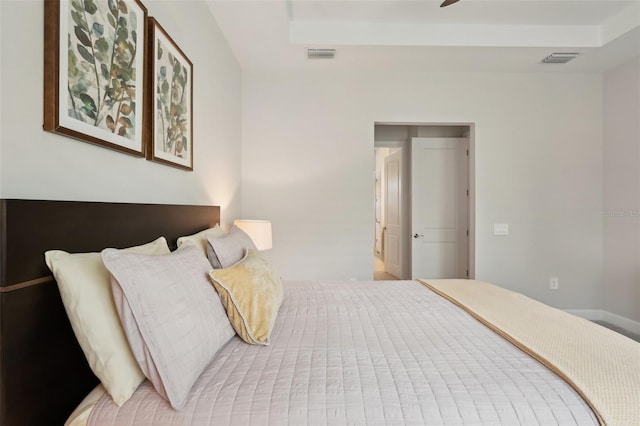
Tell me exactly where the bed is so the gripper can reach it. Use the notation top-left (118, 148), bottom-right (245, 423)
top-left (0, 199), bottom-right (638, 426)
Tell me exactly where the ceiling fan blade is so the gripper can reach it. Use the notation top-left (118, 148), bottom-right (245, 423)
top-left (440, 0), bottom-right (460, 7)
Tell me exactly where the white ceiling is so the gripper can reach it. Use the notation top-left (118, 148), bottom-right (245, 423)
top-left (208, 0), bottom-right (640, 73)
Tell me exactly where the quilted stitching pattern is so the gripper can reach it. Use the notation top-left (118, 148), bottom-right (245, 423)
top-left (88, 281), bottom-right (597, 426)
top-left (420, 279), bottom-right (640, 426)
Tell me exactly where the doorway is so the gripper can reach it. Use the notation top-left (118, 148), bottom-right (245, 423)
top-left (373, 123), bottom-right (475, 280)
top-left (374, 147), bottom-right (403, 280)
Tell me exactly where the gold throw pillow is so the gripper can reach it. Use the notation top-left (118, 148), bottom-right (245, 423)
top-left (208, 251), bottom-right (283, 345)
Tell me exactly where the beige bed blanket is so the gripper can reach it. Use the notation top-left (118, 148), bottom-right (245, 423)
top-left (418, 279), bottom-right (640, 426)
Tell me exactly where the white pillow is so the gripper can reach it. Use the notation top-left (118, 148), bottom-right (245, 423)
top-left (176, 224), bottom-right (224, 256)
top-left (102, 242), bottom-right (236, 410)
top-left (44, 237), bottom-right (170, 406)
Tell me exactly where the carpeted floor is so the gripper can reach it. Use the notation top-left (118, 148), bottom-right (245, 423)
top-left (592, 321), bottom-right (640, 343)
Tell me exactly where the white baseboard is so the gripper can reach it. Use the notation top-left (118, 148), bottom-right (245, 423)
top-left (565, 309), bottom-right (640, 335)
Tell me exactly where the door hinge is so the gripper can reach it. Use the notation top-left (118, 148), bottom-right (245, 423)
top-left (466, 269), bottom-right (469, 277)
top-left (466, 230), bottom-right (469, 236)
top-left (466, 149), bottom-right (469, 156)
top-left (466, 189), bottom-right (469, 196)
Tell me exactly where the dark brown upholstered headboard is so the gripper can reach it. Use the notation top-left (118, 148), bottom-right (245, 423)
top-left (0, 199), bottom-right (220, 426)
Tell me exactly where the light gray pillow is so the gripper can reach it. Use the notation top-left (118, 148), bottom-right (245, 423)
top-left (101, 243), bottom-right (235, 410)
top-left (176, 224), bottom-right (224, 256)
top-left (206, 225), bottom-right (257, 269)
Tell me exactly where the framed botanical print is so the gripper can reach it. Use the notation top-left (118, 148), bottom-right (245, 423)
top-left (43, 0), bottom-right (148, 156)
top-left (146, 17), bottom-right (193, 171)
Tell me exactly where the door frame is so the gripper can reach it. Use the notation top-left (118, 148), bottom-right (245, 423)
top-left (374, 122), bottom-right (476, 279)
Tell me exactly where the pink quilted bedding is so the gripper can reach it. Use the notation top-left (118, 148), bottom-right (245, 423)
top-left (87, 280), bottom-right (597, 426)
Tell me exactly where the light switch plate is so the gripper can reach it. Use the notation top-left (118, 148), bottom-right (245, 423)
top-left (494, 223), bottom-right (509, 236)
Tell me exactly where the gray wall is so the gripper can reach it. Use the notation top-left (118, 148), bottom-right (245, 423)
top-left (0, 0), bottom-right (242, 227)
top-left (603, 58), bottom-right (640, 323)
top-left (242, 70), bottom-right (604, 310)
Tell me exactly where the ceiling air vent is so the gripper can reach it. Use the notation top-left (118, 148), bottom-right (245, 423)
top-left (541, 52), bottom-right (581, 64)
top-left (307, 48), bottom-right (336, 60)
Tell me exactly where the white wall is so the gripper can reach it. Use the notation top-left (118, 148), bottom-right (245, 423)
top-left (0, 0), bottom-right (241, 227)
top-left (242, 70), bottom-right (604, 310)
top-left (603, 58), bottom-right (640, 323)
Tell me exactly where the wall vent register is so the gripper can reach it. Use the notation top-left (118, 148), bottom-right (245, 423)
top-left (541, 52), bottom-right (581, 64)
top-left (307, 48), bottom-right (336, 59)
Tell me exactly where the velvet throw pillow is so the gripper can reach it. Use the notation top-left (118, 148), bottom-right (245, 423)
top-left (206, 225), bottom-right (257, 269)
top-left (208, 251), bottom-right (283, 345)
top-left (102, 243), bottom-right (235, 410)
top-left (44, 237), bottom-right (170, 406)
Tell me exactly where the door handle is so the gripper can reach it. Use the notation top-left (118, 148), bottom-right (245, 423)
top-left (413, 233), bottom-right (424, 239)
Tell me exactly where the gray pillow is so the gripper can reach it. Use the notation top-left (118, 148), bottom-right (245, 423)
top-left (176, 224), bottom-right (224, 256)
top-left (206, 225), bottom-right (257, 269)
top-left (101, 243), bottom-right (235, 410)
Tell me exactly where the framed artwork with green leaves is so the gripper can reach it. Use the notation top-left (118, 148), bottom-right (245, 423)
top-left (44, 0), bottom-right (147, 156)
top-left (147, 18), bottom-right (193, 171)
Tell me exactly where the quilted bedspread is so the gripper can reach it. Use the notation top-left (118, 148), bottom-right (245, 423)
top-left (419, 279), bottom-right (640, 426)
top-left (88, 280), bottom-right (598, 425)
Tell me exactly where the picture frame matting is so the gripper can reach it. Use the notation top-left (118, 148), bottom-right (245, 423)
top-left (146, 17), bottom-right (194, 171)
top-left (43, 0), bottom-right (148, 157)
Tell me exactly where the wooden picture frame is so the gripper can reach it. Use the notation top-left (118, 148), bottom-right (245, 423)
top-left (43, 0), bottom-right (148, 156)
top-left (146, 17), bottom-right (194, 171)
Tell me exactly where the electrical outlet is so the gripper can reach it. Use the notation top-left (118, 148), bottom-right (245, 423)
top-left (549, 277), bottom-right (559, 290)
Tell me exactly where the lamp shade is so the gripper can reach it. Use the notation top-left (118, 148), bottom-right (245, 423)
top-left (234, 220), bottom-right (272, 250)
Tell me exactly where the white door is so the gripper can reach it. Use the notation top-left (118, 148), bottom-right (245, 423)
top-left (384, 150), bottom-right (402, 278)
top-left (411, 138), bottom-right (468, 279)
